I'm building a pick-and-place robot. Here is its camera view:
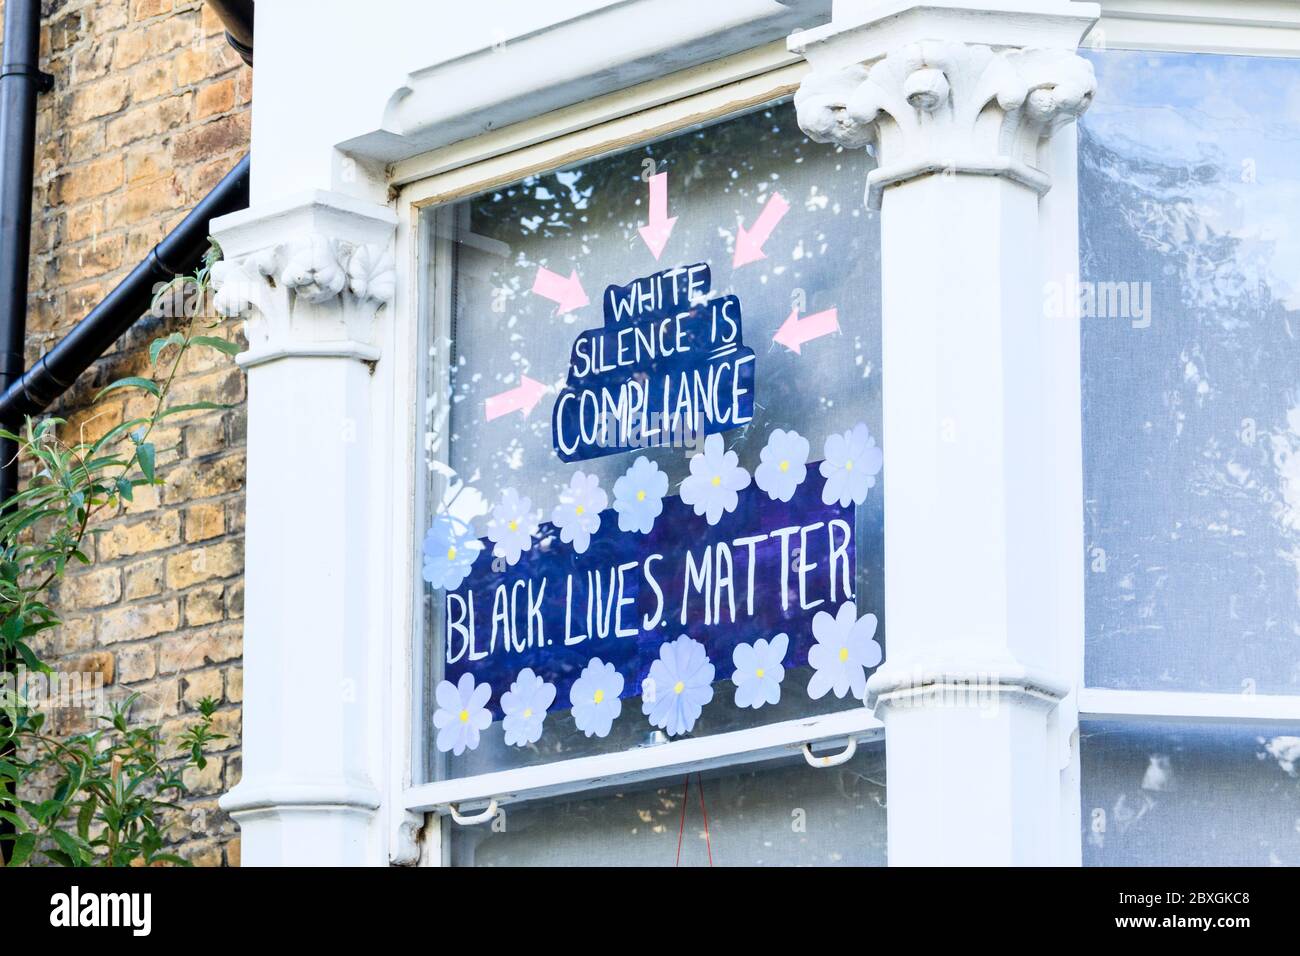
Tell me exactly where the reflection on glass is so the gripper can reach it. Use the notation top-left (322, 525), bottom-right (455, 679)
top-left (419, 102), bottom-right (884, 781)
top-left (1081, 51), bottom-right (1300, 692)
top-left (450, 746), bottom-right (887, 867)
top-left (1081, 720), bottom-right (1300, 866)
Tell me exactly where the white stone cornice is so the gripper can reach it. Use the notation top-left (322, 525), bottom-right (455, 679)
top-left (209, 192), bottom-right (397, 370)
top-left (795, 40), bottom-right (1095, 206)
top-left (789, 0), bottom-right (1098, 207)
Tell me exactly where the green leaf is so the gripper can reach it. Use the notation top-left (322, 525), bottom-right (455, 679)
top-left (147, 852), bottom-right (190, 867)
top-left (158, 402), bottom-right (231, 419)
top-left (149, 332), bottom-right (186, 366)
top-left (76, 795), bottom-right (97, 840)
top-left (49, 829), bottom-right (84, 865)
top-left (94, 377), bottom-right (161, 402)
top-left (7, 832), bottom-right (35, 867)
top-left (115, 477), bottom-right (133, 502)
top-left (137, 443), bottom-right (156, 482)
top-left (189, 335), bottom-right (240, 356)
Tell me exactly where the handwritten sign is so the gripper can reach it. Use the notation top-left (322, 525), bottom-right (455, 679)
top-left (444, 476), bottom-right (854, 716)
top-left (551, 263), bottom-right (756, 462)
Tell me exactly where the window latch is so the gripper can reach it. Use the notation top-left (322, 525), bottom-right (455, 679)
top-left (802, 737), bottom-right (857, 769)
top-left (447, 798), bottom-right (499, 826)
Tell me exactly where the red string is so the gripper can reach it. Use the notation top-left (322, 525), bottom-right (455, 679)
top-left (674, 775), bottom-right (690, 866)
top-left (674, 772), bottom-right (714, 867)
top-left (697, 772), bottom-right (713, 867)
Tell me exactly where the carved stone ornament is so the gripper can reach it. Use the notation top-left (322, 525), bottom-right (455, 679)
top-left (794, 41), bottom-right (1096, 207)
top-left (210, 234), bottom-right (396, 369)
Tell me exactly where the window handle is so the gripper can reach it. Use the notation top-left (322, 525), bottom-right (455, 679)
top-left (802, 737), bottom-right (857, 768)
top-left (448, 798), bottom-right (499, 826)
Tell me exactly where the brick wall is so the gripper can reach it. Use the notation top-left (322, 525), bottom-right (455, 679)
top-left (5, 0), bottom-right (250, 866)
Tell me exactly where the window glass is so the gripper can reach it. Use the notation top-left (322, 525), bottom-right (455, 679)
top-left (418, 102), bottom-right (883, 783)
top-left (1080, 50), bottom-right (1300, 693)
top-left (1081, 720), bottom-right (1300, 866)
top-left (449, 745), bottom-right (887, 867)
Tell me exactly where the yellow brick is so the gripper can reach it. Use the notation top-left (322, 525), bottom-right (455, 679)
top-left (226, 837), bottom-right (240, 868)
top-left (181, 666), bottom-right (222, 708)
top-left (116, 643), bottom-right (157, 684)
top-left (163, 452), bottom-right (245, 503)
top-left (184, 503), bottom-right (224, 543)
top-left (165, 539), bottom-right (242, 589)
top-left (195, 77), bottom-right (234, 119)
top-left (105, 175), bottom-right (184, 225)
top-left (67, 76), bottom-right (129, 123)
top-left (225, 665), bottom-right (242, 703)
top-left (158, 624), bottom-right (240, 672)
top-left (56, 155), bottom-right (124, 204)
top-left (123, 556), bottom-right (165, 600)
top-left (57, 567), bottom-right (121, 609)
top-left (134, 0), bottom-right (174, 20)
top-left (99, 512), bottom-right (181, 559)
top-left (99, 599), bottom-right (180, 644)
top-left (184, 585), bottom-right (223, 626)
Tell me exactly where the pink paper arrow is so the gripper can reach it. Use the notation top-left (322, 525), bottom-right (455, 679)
top-left (485, 375), bottom-right (548, 421)
top-left (773, 306), bottom-right (839, 354)
top-left (733, 191), bottom-right (791, 268)
top-left (531, 266), bottom-right (589, 314)
top-left (637, 172), bottom-right (677, 260)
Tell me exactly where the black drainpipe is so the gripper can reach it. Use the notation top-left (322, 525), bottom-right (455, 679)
top-left (0, 0), bottom-right (52, 505)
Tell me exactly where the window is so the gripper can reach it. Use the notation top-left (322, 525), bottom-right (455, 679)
top-left (410, 98), bottom-right (886, 861)
top-left (1078, 48), bottom-right (1300, 863)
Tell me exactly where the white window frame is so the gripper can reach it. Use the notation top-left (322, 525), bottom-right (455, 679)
top-left (381, 1), bottom-right (1300, 866)
top-left (386, 45), bottom-right (886, 860)
top-left (1068, 1), bottom-right (1300, 861)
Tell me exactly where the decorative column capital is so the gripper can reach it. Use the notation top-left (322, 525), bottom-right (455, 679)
top-left (789, 2), bottom-right (1099, 207)
top-left (209, 191), bottom-right (398, 369)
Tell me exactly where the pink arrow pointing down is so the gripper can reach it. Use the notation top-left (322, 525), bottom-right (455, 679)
top-left (733, 191), bottom-right (791, 268)
top-left (531, 266), bottom-right (589, 314)
top-left (773, 306), bottom-right (839, 354)
top-left (485, 375), bottom-right (548, 421)
top-left (637, 171), bottom-right (677, 260)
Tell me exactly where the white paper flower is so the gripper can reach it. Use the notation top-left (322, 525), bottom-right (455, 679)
top-left (642, 635), bottom-right (715, 736)
top-left (731, 633), bottom-right (789, 709)
top-left (819, 423), bottom-right (883, 508)
top-left (754, 429), bottom-right (810, 502)
top-left (486, 488), bottom-right (539, 566)
top-left (679, 434), bottom-right (751, 525)
top-left (612, 456), bottom-right (669, 534)
top-left (421, 514), bottom-right (483, 590)
top-left (432, 673), bottom-right (493, 755)
top-left (500, 667), bottom-right (556, 747)
top-left (552, 470), bottom-right (607, 554)
top-left (570, 658), bottom-right (624, 738)
top-left (806, 601), bottom-right (882, 701)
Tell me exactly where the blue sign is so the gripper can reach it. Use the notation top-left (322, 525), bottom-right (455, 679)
top-left (551, 263), bottom-right (756, 462)
top-left (444, 474), bottom-right (854, 716)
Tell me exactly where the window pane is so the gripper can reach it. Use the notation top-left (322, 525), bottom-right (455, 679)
top-left (1080, 51), bottom-right (1300, 693)
top-left (418, 102), bottom-right (883, 782)
top-left (1081, 720), bottom-right (1300, 866)
top-left (449, 745), bottom-right (887, 866)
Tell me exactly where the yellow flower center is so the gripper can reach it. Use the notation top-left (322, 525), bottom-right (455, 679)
top-left (711, 476), bottom-right (722, 487)
top-left (446, 546), bottom-right (457, 561)
top-left (845, 460), bottom-right (854, 471)
top-left (839, 647), bottom-right (850, 662)
top-left (673, 681), bottom-right (685, 694)
top-left (523, 708), bottom-right (532, 718)
top-left (756, 668), bottom-right (765, 678)
top-left (779, 460), bottom-right (789, 472)
top-left (636, 490), bottom-right (646, 501)
top-left (593, 689), bottom-right (604, 704)
top-left (575, 505), bottom-right (585, 515)
top-left (458, 709), bottom-right (469, 723)
top-left (508, 519), bottom-right (518, 532)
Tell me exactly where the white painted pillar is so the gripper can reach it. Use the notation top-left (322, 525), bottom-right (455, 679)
top-left (209, 193), bottom-right (397, 866)
top-left (791, 1), bottom-right (1098, 865)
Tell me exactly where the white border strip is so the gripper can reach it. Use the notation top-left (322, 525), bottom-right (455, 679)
top-left (404, 707), bottom-right (883, 814)
top-left (1079, 687), bottom-right (1300, 724)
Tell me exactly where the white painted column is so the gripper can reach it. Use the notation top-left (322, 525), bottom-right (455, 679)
top-left (791, 1), bottom-right (1098, 865)
top-left (210, 193), bottom-right (397, 866)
